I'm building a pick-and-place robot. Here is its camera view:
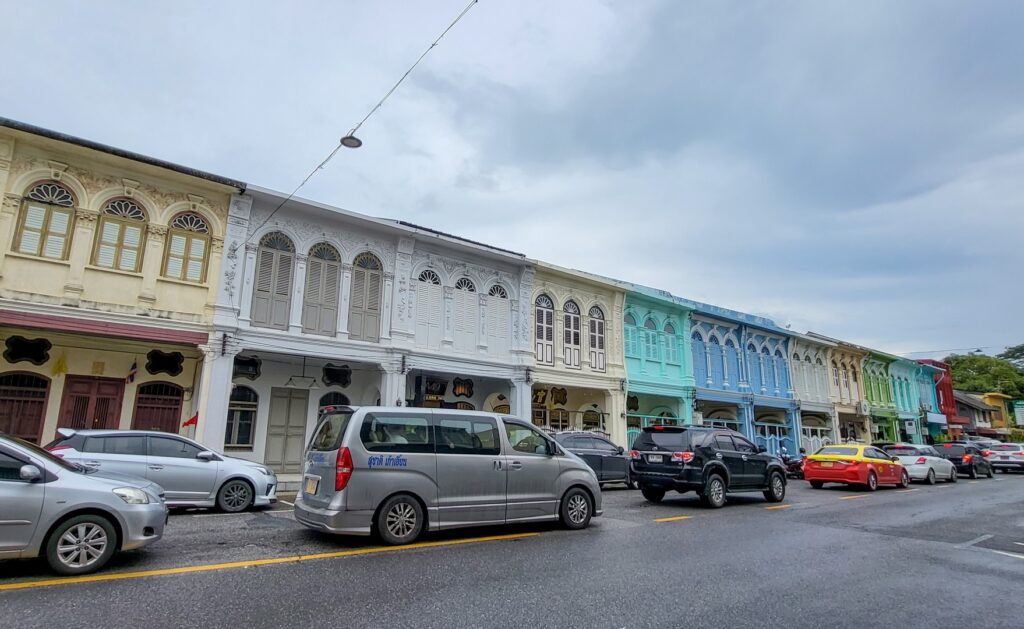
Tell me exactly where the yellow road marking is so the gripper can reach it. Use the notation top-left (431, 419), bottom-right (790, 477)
top-left (764, 504), bottom-right (793, 510)
top-left (654, 515), bottom-right (694, 523)
top-left (839, 495), bottom-right (869, 501)
top-left (0, 532), bottom-right (538, 593)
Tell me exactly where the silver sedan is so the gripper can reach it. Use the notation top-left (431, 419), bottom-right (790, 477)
top-left (883, 443), bottom-right (958, 484)
top-left (48, 429), bottom-right (277, 512)
top-left (0, 435), bottom-right (167, 575)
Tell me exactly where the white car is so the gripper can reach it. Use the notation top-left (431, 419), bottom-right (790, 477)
top-left (883, 443), bottom-right (958, 484)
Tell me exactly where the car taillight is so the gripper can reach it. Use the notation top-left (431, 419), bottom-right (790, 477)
top-left (981, 450), bottom-right (992, 457)
top-left (915, 457), bottom-right (927, 464)
top-left (47, 444), bottom-right (72, 458)
top-left (335, 447), bottom-right (353, 492)
top-left (838, 460), bottom-right (858, 467)
top-left (943, 444), bottom-right (952, 448)
top-left (1015, 451), bottom-right (1024, 457)
top-left (963, 454), bottom-right (973, 463)
top-left (672, 451), bottom-right (694, 463)
top-left (629, 450), bottom-right (640, 460)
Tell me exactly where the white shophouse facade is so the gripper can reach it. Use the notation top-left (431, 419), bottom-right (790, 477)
top-left (788, 333), bottom-right (838, 454)
top-left (200, 187), bottom-right (534, 473)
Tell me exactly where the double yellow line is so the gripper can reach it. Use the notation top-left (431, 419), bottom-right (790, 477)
top-left (0, 532), bottom-right (538, 592)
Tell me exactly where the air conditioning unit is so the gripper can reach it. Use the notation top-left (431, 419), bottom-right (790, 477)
top-left (859, 400), bottom-right (871, 415)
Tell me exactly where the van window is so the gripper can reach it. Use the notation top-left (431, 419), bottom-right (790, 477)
top-left (310, 410), bottom-right (354, 451)
top-left (505, 423), bottom-right (551, 455)
top-left (360, 414), bottom-right (433, 454)
top-left (436, 417), bottom-right (501, 455)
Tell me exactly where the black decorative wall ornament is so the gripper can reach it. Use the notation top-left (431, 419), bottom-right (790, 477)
top-left (322, 363), bottom-right (352, 388)
top-left (550, 387), bottom-right (568, 406)
top-left (3, 336), bottom-right (52, 365)
top-left (146, 350), bottom-right (184, 377)
top-left (627, 395), bottom-right (640, 412)
top-left (424, 378), bottom-right (447, 396)
top-left (452, 378), bottom-right (474, 398)
top-left (233, 355), bottom-right (261, 381)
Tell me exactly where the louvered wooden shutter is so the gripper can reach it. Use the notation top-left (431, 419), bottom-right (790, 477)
top-left (320, 261), bottom-right (340, 335)
top-left (302, 258), bottom-right (323, 333)
top-left (271, 252), bottom-right (293, 328)
top-left (252, 248), bottom-right (276, 326)
top-left (363, 270), bottom-right (381, 342)
top-left (349, 268), bottom-right (366, 339)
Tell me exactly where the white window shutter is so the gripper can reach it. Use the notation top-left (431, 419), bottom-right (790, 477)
top-left (349, 268), bottom-right (366, 339)
top-left (252, 249), bottom-right (275, 326)
top-left (302, 258), bottom-right (323, 333)
top-left (271, 252), bottom-right (293, 328)
top-left (319, 261), bottom-right (340, 335)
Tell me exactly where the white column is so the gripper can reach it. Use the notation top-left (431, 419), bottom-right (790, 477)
top-left (214, 194), bottom-right (252, 327)
top-left (380, 368), bottom-right (408, 407)
top-left (605, 389), bottom-right (627, 447)
top-left (199, 343), bottom-right (239, 450)
top-left (289, 253), bottom-right (308, 334)
top-left (511, 377), bottom-right (532, 421)
top-left (336, 263), bottom-right (353, 338)
top-left (380, 272), bottom-right (394, 340)
top-left (239, 243), bottom-right (258, 324)
top-left (442, 286), bottom-right (455, 347)
top-left (478, 293), bottom-right (489, 351)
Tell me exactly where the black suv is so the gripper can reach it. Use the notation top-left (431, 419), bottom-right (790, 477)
top-left (553, 431), bottom-right (635, 488)
top-left (630, 426), bottom-right (787, 508)
top-left (937, 443), bottom-right (995, 479)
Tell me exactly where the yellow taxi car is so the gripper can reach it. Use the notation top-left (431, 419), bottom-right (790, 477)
top-left (803, 444), bottom-right (910, 491)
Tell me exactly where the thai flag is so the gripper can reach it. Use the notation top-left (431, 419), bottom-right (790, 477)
top-left (127, 360), bottom-right (137, 384)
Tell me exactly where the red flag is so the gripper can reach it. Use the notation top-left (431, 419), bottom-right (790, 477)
top-left (182, 413), bottom-right (198, 428)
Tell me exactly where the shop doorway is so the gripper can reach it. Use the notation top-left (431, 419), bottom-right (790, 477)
top-left (266, 387), bottom-right (309, 473)
top-left (57, 376), bottom-right (124, 431)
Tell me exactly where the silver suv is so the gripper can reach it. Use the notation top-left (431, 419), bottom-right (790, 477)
top-left (294, 407), bottom-right (602, 544)
top-left (46, 429), bottom-right (277, 512)
top-left (0, 434), bottom-right (167, 575)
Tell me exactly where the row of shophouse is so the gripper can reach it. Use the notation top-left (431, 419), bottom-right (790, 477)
top-left (1, 118), bottom-right (1019, 477)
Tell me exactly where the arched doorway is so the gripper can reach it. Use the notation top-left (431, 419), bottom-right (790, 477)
top-left (132, 382), bottom-right (184, 433)
top-left (319, 391), bottom-right (351, 410)
top-left (0, 372), bottom-right (50, 442)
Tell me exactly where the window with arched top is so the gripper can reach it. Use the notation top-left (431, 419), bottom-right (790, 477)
top-left (15, 181), bottom-right (75, 260)
top-left (415, 269), bottom-right (443, 348)
top-left (93, 198), bottom-right (146, 272)
top-left (588, 305), bottom-right (605, 371)
top-left (488, 284), bottom-right (507, 298)
top-left (251, 232), bottom-right (295, 329)
top-left (563, 300), bottom-right (581, 368)
top-left (319, 391), bottom-right (350, 408)
top-left (132, 382), bottom-right (184, 433)
top-left (535, 295), bottom-right (554, 364)
top-left (664, 322), bottom-right (679, 364)
top-left (303, 243), bottom-right (342, 336)
top-left (643, 319), bottom-right (659, 361)
top-left (163, 212), bottom-right (211, 283)
top-left (418, 270), bottom-right (441, 285)
top-left (453, 277), bottom-right (478, 352)
top-left (487, 285), bottom-right (511, 353)
top-left (349, 252), bottom-right (383, 342)
top-left (225, 386), bottom-right (258, 448)
top-left (623, 313), bottom-right (639, 358)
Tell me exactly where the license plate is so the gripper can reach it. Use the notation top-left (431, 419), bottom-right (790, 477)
top-left (647, 454), bottom-right (664, 463)
top-left (820, 461), bottom-right (833, 468)
top-left (304, 477), bottom-right (320, 495)
top-left (1001, 456), bottom-right (1011, 460)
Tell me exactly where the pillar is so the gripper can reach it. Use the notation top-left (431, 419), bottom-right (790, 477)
top-left (288, 253), bottom-right (308, 334)
top-left (380, 368), bottom-right (407, 407)
top-left (787, 408), bottom-right (801, 453)
top-left (238, 243), bottom-right (258, 324)
top-left (198, 341), bottom-right (239, 450)
top-left (604, 388), bottom-right (627, 447)
top-left (137, 224), bottom-right (167, 314)
top-left (511, 377), bottom-right (532, 421)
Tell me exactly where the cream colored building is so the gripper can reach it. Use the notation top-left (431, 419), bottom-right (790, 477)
top-left (530, 262), bottom-right (628, 446)
top-left (808, 332), bottom-right (870, 443)
top-left (0, 118), bottom-right (241, 444)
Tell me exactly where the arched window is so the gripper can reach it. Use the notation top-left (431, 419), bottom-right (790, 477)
top-left (563, 300), bottom-right (581, 368)
top-left (252, 232), bottom-right (295, 329)
top-left (349, 252), bottom-right (383, 342)
top-left (487, 284), bottom-right (511, 354)
top-left (225, 386), bottom-right (258, 448)
top-left (831, 361), bottom-right (841, 388)
top-left (15, 181), bottom-right (75, 260)
top-left (0, 373), bottom-right (49, 442)
top-left (774, 350), bottom-right (786, 392)
top-left (691, 331), bottom-right (707, 384)
top-left (303, 243), bottom-right (342, 336)
top-left (415, 269), bottom-right (443, 348)
top-left (841, 366), bottom-right (850, 396)
top-left (319, 391), bottom-right (350, 408)
top-left (624, 313), bottom-right (639, 358)
top-left (93, 198), bottom-right (146, 272)
top-left (164, 212), bottom-right (210, 282)
top-left (850, 369), bottom-right (860, 399)
top-left (453, 277), bottom-right (478, 352)
top-left (664, 322), bottom-right (679, 364)
top-left (643, 318), bottom-right (659, 361)
top-left (132, 382), bottom-right (184, 433)
top-left (535, 294), bottom-right (554, 364)
top-left (588, 306), bottom-right (605, 371)
top-left (723, 339), bottom-right (737, 384)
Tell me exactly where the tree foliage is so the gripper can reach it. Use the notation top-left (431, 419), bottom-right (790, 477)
top-left (997, 344), bottom-right (1024, 370)
top-left (944, 353), bottom-right (1024, 399)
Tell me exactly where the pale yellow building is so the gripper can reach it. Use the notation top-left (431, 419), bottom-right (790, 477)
top-left (0, 118), bottom-right (242, 444)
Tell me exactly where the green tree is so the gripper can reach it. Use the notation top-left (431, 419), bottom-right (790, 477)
top-left (997, 344), bottom-right (1024, 370)
top-left (944, 353), bottom-right (1024, 399)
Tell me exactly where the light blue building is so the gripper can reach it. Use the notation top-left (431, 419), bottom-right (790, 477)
top-left (889, 357), bottom-right (926, 444)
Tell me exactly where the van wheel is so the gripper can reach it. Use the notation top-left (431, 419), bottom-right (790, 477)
top-left (45, 514), bottom-right (118, 575)
top-left (217, 480), bottom-right (254, 512)
top-left (640, 487), bottom-right (665, 503)
top-left (763, 472), bottom-right (786, 503)
top-left (560, 488), bottom-right (593, 530)
top-left (701, 474), bottom-right (727, 508)
top-left (377, 494), bottom-right (424, 545)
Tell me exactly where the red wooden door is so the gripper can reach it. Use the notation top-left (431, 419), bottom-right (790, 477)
top-left (58, 376), bottom-right (125, 430)
top-left (132, 382), bottom-right (184, 433)
top-left (0, 373), bottom-right (50, 443)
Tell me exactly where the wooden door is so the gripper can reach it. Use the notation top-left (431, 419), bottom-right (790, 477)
top-left (132, 382), bottom-right (184, 433)
top-left (58, 376), bottom-right (124, 430)
top-left (265, 388), bottom-right (309, 473)
top-left (0, 373), bottom-right (50, 443)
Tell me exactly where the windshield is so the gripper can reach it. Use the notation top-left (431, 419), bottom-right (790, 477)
top-left (634, 429), bottom-right (694, 449)
top-left (6, 435), bottom-right (85, 473)
top-left (309, 411), bottom-right (354, 451)
top-left (815, 446), bottom-right (859, 456)
top-left (884, 446), bottom-right (921, 456)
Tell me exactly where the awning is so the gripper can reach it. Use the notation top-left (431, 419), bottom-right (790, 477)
top-left (926, 412), bottom-right (948, 426)
top-left (948, 415), bottom-right (971, 425)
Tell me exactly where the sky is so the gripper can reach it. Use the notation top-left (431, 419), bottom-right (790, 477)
top-left (3, 0), bottom-right (1022, 358)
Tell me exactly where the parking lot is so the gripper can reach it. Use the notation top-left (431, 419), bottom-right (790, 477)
top-left (4, 474), bottom-right (1024, 628)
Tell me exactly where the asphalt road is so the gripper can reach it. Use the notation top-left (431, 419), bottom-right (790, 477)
top-left (3, 473), bottom-right (1024, 628)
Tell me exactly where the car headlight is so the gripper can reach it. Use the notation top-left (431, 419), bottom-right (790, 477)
top-left (255, 467), bottom-right (274, 476)
top-left (113, 487), bottom-right (150, 504)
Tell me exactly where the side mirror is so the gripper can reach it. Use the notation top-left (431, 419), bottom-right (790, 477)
top-left (196, 451), bottom-right (216, 462)
top-left (891, 456), bottom-right (900, 463)
top-left (617, 446), bottom-right (625, 455)
top-left (20, 464), bottom-right (42, 481)
top-left (757, 445), bottom-right (767, 453)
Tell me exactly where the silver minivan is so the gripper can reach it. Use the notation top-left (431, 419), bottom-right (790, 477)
top-left (293, 407), bottom-right (602, 544)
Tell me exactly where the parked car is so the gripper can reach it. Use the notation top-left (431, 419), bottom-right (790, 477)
top-left (0, 434), bottom-right (167, 575)
top-left (294, 407), bottom-right (602, 545)
top-left (959, 436), bottom-right (1002, 447)
top-left (882, 443), bottom-right (958, 484)
top-left (803, 444), bottom-right (910, 491)
top-left (936, 443), bottom-right (994, 479)
top-left (629, 425), bottom-right (787, 508)
top-left (45, 429), bottom-right (278, 512)
top-left (984, 443), bottom-right (1024, 473)
top-left (553, 431), bottom-right (635, 488)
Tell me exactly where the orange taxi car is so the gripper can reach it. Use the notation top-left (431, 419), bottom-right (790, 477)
top-left (803, 444), bottom-right (910, 491)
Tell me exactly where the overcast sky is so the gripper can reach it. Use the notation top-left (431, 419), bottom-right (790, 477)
top-left (4, 1), bottom-right (1022, 358)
